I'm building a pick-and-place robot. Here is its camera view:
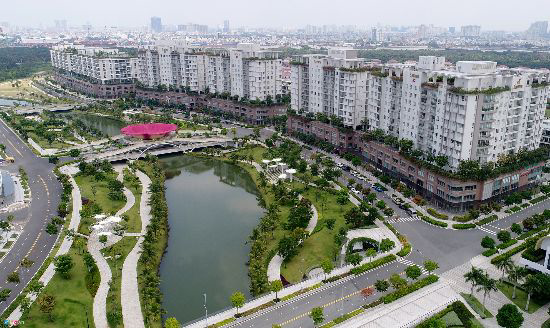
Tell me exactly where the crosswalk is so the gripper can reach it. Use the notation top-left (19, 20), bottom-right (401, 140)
top-left (477, 225), bottom-right (497, 235)
top-left (396, 257), bottom-right (429, 274)
top-left (387, 217), bottom-right (420, 224)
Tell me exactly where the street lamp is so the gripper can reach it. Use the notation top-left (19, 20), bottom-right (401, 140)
top-left (204, 293), bottom-right (208, 327)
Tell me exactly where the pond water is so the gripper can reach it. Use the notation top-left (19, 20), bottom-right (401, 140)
top-left (0, 98), bottom-right (31, 107)
top-left (60, 112), bottom-right (127, 137)
top-left (159, 155), bottom-right (264, 324)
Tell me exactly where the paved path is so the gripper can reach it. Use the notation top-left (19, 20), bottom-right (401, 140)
top-left (90, 164), bottom-right (135, 328)
top-left (121, 170), bottom-right (151, 328)
top-left (8, 165), bottom-right (82, 321)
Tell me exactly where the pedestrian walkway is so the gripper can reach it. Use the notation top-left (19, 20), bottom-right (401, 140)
top-left (387, 217), bottom-right (420, 224)
top-left (120, 170), bottom-right (151, 328)
top-left (396, 257), bottom-right (429, 275)
top-left (477, 226), bottom-right (497, 235)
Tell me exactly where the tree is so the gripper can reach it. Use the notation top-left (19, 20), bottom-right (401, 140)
top-left (99, 235), bottom-right (108, 245)
top-left (45, 222), bottom-right (58, 235)
top-left (495, 257), bottom-right (514, 281)
top-left (7, 271), bottom-right (20, 283)
top-left (164, 317), bottom-right (180, 328)
top-left (361, 287), bottom-right (374, 299)
top-left (464, 266), bottom-right (484, 295)
top-left (346, 253), bottom-right (362, 267)
top-left (481, 236), bottom-right (496, 249)
top-left (20, 296), bottom-right (31, 315)
top-left (0, 288), bottom-right (10, 302)
top-left (54, 254), bottom-right (74, 279)
top-left (365, 248), bottom-right (377, 262)
top-left (510, 223), bottom-right (522, 235)
top-left (39, 294), bottom-right (56, 322)
top-left (325, 218), bottom-right (336, 230)
top-left (497, 230), bottom-right (511, 243)
top-left (496, 304), bottom-right (524, 328)
top-left (477, 273), bottom-right (498, 308)
top-left (389, 273), bottom-right (407, 290)
top-left (69, 149), bottom-right (81, 157)
top-left (309, 306), bottom-right (324, 326)
top-left (522, 274), bottom-right (539, 312)
top-left (320, 259), bottom-right (333, 280)
top-left (379, 238), bottom-right (395, 253)
top-left (28, 280), bottom-right (44, 295)
top-left (405, 265), bottom-right (422, 280)
top-left (424, 260), bottom-right (439, 274)
top-left (230, 291), bottom-right (246, 315)
top-left (507, 265), bottom-right (527, 300)
top-left (375, 279), bottom-right (389, 292)
top-left (270, 280), bottom-right (283, 300)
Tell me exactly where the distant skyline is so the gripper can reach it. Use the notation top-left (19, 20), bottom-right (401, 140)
top-left (3, 0), bottom-right (550, 31)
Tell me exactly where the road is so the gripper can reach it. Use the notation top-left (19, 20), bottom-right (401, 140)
top-left (213, 125), bottom-right (550, 327)
top-left (0, 118), bottom-right (61, 314)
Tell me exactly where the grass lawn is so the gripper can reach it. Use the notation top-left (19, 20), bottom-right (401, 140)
top-left (122, 168), bottom-right (142, 233)
top-left (498, 281), bottom-right (548, 314)
top-left (546, 109), bottom-right (550, 119)
top-left (460, 293), bottom-right (493, 318)
top-left (21, 241), bottom-right (97, 327)
top-left (101, 236), bottom-right (138, 328)
top-left (74, 173), bottom-right (126, 235)
top-left (0, 78), bottom-right (61, 104)
top-left (233, 146), bottom-right (268, 164)
top-left (28, 132), bottom-right (71, 150)
top-left (281, 187), bottom-right (354, 283)
top-left (441, 311), bottom-right (462, 326)
top-left (543, 317), bottom-right (550, 328)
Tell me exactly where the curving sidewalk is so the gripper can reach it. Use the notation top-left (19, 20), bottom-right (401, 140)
top-left (267, 198), bottom-right (319, 282)
top-left (121, 170), bottom-right (151, 328)
top-left (90, 165), bottom-right (134, 328)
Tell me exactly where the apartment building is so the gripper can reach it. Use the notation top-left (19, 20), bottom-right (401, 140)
top-left (290, 49), bottom-right (373, 129)
top-left (50, 45), bottom-right (138, 84)
top-left (137, 41), bottom-right (281, 101)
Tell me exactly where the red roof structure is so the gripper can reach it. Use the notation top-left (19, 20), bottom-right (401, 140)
top-left (121, 123), bottom-right (178, 140)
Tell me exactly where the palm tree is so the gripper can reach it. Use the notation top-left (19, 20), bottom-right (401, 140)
top-left (523, 274), bottom-right (540, 312)
top-left (507, 265), bottom-right (527, 299)
top-left (464, 266), bottom-right (483, 295)
top-left (495, 257), bottom-right (514, 280)
top-left (477, 273), bottom-right (498, 308)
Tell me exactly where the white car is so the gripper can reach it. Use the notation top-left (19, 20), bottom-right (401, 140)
top-left (351, 188), bottom-right (360, 194)
top-left (336, 162), bottom-right (344, 168)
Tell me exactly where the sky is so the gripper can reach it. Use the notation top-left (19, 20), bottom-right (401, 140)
top-left (3, 0), bottom-right (550, 31)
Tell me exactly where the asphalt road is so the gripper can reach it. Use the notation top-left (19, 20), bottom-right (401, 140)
top-left (216, 126), bottom-right (550, 328)
top-left (0, 119), bottom-right (61, 314)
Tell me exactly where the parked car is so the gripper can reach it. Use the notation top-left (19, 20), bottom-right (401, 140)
top-left (351, 188), bottom-right (361, 195)
top-left (336, 162), bottom-right (344, 168)
top-left (342, 165), bottom-right (351, 172)
top-left (373, 186), bottom-right (384, 192)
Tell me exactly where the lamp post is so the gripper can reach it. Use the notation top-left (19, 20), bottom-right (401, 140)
top-left (204, 293), bottom-right (208, 327)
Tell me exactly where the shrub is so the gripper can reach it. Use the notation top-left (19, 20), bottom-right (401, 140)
top-left (427, 208), bottom-right (448, 220)
top-left (496, 239), bottom-right (518, 250)
top-left (420, 214), bottom-right (448, 228)
top-left (510, 206), bottom-right (521, 213)
top-left (481, 236), bottom-right (496, 249)
top-left (482, 249), bottom-right (498, 257)
top-left (453, 223), bottom-right (476, 230)
top-left (476, 215), bottom-right (498, 226)
top-left (497, 230), bottom-right (511, 243)
top-left (381, 275), bottom-right (439, 303)
top-left (350, 255), bottom-right (396, 275)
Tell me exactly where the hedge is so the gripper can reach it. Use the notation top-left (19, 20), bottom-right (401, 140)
top-left (453, 223), bottom-right (476, 230)
top-left (476, 215), bottom-right (498, 226)
top-left (482, 249), bottom-right (498, 257)
top-left (350, 254), bottom-right (396, 275)
top-left (384, 222), bottom-right (411, 257)
top-left (397, 243), bottom-right (412, 257)
top-left (416, 301), bottom-right (475, 328)
top-left (530, 195), bottom-right (548, 205)
top-left (381, 275), bottom-right (439, 303)
top-left (510, 206), bottom-right (521, 212)
top-left (491, 237), bottom-right (540, 264)
top-left (207, 318), bottom-right (235, 327)
top-left (518, 224), bottom-right (549, 240)
top-left (427, 208), bottom-right (449, 220)
top-left (320, 308), bottom-right (365, 327)
top-left (521, 245), bottom-right (546, 262)
top-left (280, 283), bottom-right (322, 302)
top-left (420, 214), bottom-right (448, 228)
top-left (496, 239), bottom-right (518, 250)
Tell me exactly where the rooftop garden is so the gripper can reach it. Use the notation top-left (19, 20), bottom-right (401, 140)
top-left (448, 86), bottom-right (510, 95)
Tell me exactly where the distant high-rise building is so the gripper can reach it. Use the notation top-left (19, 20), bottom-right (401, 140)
top-left (150, 17), bottom-right (162, 33)
top-left (223, 20), bottom-right (230, 33)
top-left (448, 26), bottom-right (456, 34)
top-left (461, 25), bottom-right (481, 37)
top-left (526, 21), bottom-right (548, 38)
top-left (54, 20), bottom-right (67, 31)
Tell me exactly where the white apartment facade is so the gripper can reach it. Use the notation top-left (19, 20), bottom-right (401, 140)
top-left (137, 41), bottom-right (282, 101)
top-left (50, 45), bottom-right (138, 84)
top-left (292, 53), bottom-right (550, 168)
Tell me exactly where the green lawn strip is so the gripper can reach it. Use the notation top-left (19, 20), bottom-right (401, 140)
top-left (320, 308), bottom-right (364, 327)
top-left (281, 187), bottom-right (354, 283)
top-left (27, 132), bottom-right (71, 150)
top-left (452, 223), bottom-right (476, 229)
top-left (382, 275), bottom-right (439, 303)
top-left (74, 173), bottom-right (126, 235)
top-left (21, 244), bottom-right (97, 327)
top-left (122, 168), bottom-right (142, 233)
top-left (476, 214), bottom-right (499, 226)
top-left (460, 292), bottom-right (493, 318)
top-left (350, 255), bottom-right (396, 275)
top-left (416, 301), bottom-right (479, 328)
top-left (441, 311), bottom-right (462, 326)
top-left (543, 317), bottom-right (550, 328)
top-left (232, 146), bottom-right (267, 164)
top-left (101, 236), bottom-right (138, 327)
top-left (492, 229), bottom-right (550, 265)
top-left (497, 281), bottom-right (547, 314)
top-left (280, 283), bottom-right (323, 302)
top-left (530, 195), bottom-right (548, 204)
top-left (418, 213), bottom-right (448, 228)
top-left (207, 317), bottom-right (235, 327)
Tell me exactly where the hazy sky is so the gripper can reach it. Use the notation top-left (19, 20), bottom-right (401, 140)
top-left (4, 0), bottom-right (550, 31)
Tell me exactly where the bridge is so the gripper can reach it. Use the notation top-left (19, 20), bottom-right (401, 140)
top-left (85, 137), bottom-right (235, 162)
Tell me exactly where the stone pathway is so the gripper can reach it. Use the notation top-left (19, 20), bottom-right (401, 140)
top-left (121, 170), bottom-right (151, 328)
top-left (8, 164), bottom-right (82, 321)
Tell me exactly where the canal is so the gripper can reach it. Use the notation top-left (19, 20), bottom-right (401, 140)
top-left (159, 155), bottom-right (264, 324)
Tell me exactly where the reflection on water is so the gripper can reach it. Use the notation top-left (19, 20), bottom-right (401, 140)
top-left (0, 98), bottom-right (31, 106)
top-left (159, 155), bottom-right (264, 323)
top-left (59, 112), bottom-right (127, 137)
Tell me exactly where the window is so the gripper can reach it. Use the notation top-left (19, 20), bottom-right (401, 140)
top-left (464, 194), bottom-right (475, 201)
top-left (428, 174), bottom-right (434, 181)
top-left (418, 170), bottom-right (424, 177)
top-left (465, 185), bottom-right (476, 191)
